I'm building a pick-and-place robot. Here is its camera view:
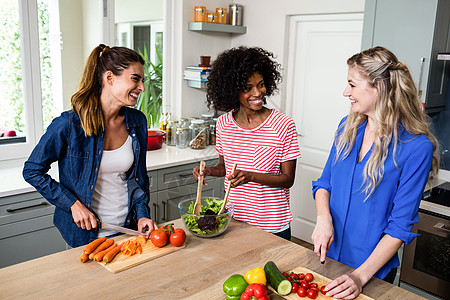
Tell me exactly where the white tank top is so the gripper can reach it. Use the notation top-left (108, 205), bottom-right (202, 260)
top-left (92, 135), bottom-right (134, 237)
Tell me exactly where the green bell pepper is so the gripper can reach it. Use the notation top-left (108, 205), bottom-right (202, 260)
top-left (223, 274), bottom-right (248, 299)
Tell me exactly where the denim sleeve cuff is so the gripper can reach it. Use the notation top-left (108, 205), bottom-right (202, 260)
top-left (384, 222), bottom-right (420, 245)
top-left (312, 180), bottom-right (331, 200)
top-left (57, 190), bottom-right (79, 212)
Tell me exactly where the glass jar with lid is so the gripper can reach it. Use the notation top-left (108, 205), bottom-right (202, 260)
top-left (179, 118), bottom-right (189, 129)
top-left (201, 124), bottom-right (210, 146)
top-left (209, 123), bottom-right (216, 145)
top-left (166, 120), bottom-right (178, 146)
top-left (201, 112), bottom-right (215, 126)
top-left (176, 127), bottom-right (189, 149)
top-left (189, 119), bottom-right (206, 149)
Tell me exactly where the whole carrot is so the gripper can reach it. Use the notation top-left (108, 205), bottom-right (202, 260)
top-left (83, 236), bottom-right (107, 254)
top-left (103, 242), bottom-right (125, 263)
top-left (79, 253), bottom-right (89, 263)
top-left (88, 238), bottom-right (115, 260)
top-left (93, 243), bottom-right (117, 262)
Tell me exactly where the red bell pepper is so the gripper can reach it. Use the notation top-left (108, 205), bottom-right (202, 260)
top-left (240, 283), bottom-right (269, 300)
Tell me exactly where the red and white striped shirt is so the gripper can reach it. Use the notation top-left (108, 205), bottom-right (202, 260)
top-left (216, 109), bottom-right (301, 232)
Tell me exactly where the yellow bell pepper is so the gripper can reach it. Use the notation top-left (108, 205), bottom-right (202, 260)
top-left (244, 267), bottom-right (266, 285)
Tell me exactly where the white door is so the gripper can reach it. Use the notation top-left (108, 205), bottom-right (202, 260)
top-left (285, 14), bottom-right (363, 243)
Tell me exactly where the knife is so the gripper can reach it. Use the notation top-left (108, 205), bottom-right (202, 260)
top-left (98, 220), bottom-right (146, 236)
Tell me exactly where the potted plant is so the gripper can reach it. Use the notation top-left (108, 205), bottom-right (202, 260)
top-left (136, 46), bottom-right (162, 129)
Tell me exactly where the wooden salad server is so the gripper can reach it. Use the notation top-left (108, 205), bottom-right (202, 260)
top-left (218, 163), bottom-right (237, 215)
top-left (193, 161), bottom-right (206, 215)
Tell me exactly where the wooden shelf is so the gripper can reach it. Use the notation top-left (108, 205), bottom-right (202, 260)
top-left (188, 22), bottom-right (246, 34)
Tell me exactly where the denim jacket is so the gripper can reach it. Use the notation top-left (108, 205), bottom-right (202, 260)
top-left (23, 107), bottom-right (150, 247)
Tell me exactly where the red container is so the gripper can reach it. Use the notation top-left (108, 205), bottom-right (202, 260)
top-left (147, 130), bottom-right (165, 151)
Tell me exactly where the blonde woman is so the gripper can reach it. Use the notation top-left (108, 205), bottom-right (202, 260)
top-left (23, 44), bottom-right (158, 247)
top-left (311, 46), bottom-right (439, 299)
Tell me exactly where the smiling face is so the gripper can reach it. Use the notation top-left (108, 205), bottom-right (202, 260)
top-left (343, 66), bottom-right (378, 119)
top-left (238, 72), bottom-right (266, 112)
top-left (107, 62), bottom-right (145, 107)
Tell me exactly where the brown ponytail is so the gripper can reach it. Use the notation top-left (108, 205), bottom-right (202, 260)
top-left (71, 44), bottom-right (144, 136)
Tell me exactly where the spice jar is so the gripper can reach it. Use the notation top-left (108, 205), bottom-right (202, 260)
top-left (190, 119), bottom-right (207, 149)
top-left (179, 118), bottom-right (190, 129)
top-left (194, 6), bottom-right (206, 22)
top-left (166, 120), bottom-right (178, 146)
top-left (209, 123), bottom-right (216, 145)
top-left (176, 127), bottom-right (189, 149)
top-left (201, 124), bottom-right (210, 146)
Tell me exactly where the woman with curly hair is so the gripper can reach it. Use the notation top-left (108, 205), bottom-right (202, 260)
top-left (193, 46), bottom-right (301, 240)
top-left (312, 46), bottom-right (439, 299)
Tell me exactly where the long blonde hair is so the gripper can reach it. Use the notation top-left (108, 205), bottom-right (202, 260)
top-left (71, 44), bottom-right (144, 136)
top-left (335, 46), bottom-right (439, 199)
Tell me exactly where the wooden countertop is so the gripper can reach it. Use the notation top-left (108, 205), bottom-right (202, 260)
top-left (0, 219), bottom-right (423, 300)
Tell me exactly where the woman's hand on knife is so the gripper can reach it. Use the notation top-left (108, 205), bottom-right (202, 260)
top-left (71, 200), bottom-right (98, 230)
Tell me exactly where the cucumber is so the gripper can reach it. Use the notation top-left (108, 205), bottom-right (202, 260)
top-left (264, 261), bottom-right (292, 296)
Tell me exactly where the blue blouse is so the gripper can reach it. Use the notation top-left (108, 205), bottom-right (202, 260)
top-left (312, 116), bottom-right (433, 279)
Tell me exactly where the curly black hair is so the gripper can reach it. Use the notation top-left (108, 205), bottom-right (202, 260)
top-left (206, 46), bottom-right (282, 112)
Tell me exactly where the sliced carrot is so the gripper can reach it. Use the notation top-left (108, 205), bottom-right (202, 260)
top-left (103, 242), bottom-right (124, 263)
top-left (135, 236), bottom-right (147, 244)
top-left (88, 238), bottom-right (115, 260)
top-left (83, 236), bottom-right (107, 254)
top-left (93, 243), bottom-right (117, 262)
top-left (79, 253), bottom-right (89, 263)
top-left (136, 244), bottom-right (142, 254)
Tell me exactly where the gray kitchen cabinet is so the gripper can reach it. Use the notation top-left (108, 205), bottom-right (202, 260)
top-left (148, 159), bottom-right (224, 223)
top-left (0, 192), bottom-right (67, 268)
top-left (361, 0), bottom-right (450, 112)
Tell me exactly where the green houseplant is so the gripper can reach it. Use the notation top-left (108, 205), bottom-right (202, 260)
top-left (136, 46), bottom-right (162, 129)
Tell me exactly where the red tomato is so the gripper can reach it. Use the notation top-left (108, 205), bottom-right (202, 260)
top-left (169, 228), bottom-right (186, 247)
top-left (320, 285), bottom-right (327, 295)
top-left (291, 282), bottom-right (299, 293)
top-left (309, 283), bottom-right (318, 289)
top-left (300, 280), bottom-right (310, 290)
top-left (160, 224), bottom-right (174, 238)
top-left (297, 273), bottom-right (305, 280)
top-left (290, 272), bottom-right (299, 280)
top-left (287, 276), bottom-right (293, 282)
top-left (307, 288), bottom-right (318, 299)
top-left (150, 229), bottom-right (168, 247)
top-left (282, 272), bottom-right (289, 277)
top-left (305, 273), bottom-right (314, 282)
top-left (297, 287), bottom-right (307, 297)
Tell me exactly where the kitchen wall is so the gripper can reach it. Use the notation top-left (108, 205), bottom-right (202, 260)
top-left (174, 0), bottom-right (364, 119)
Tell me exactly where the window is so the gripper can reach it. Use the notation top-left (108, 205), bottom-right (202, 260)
top-left (0, 0), bottom-right (62, 160)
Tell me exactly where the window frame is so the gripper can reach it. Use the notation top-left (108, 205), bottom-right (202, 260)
top-left (1, 0), bottom-right (45, 161)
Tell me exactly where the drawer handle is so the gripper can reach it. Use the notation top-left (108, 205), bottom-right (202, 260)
top-left (6, 201), bottom-right (50, 213)
top-left (162, 201), bottom-right (167, 221)
top-left (152, 203), bottom-right (158, 221)
top-left (178, 173), bottom-right (192, 179)
top-left (433, 222), bottom-right (450, 233)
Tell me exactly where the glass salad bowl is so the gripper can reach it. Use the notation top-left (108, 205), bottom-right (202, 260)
top-left (178, 197), bottom-right (234, 238)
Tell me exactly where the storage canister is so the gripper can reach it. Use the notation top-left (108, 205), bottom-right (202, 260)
top-left (194, 6), bottom-right (206, 22)
top-left (209, 123), bottom-right (216, 145)
top-left (166, 120), bottom-right (178, 146)
top-left (216, 8), bottom-right (227, 24)
top-left (176, 127), bottom-right (189, 149)
top-left (190, 119), bottom-right (207, 149)
top-left (229, 4), bottom-right (243, 26)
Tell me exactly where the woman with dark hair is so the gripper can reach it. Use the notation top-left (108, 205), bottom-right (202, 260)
top-left (193, 46), bottom-right (301, 241)
top-left (23, 44), bottom-right (158, 247)
top-left (312, 46), bottom-right (439, 299)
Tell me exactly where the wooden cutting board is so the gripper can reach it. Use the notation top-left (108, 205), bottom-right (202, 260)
top-left (271, 267), bottom-right (374, 300)
top-left (98, 235), bottom-right (186, 273)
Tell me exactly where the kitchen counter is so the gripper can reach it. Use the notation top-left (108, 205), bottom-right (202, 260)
top-left (0, 145), bottom-right (218, 198)
top-left (0, 219), bottom-right (424, 300)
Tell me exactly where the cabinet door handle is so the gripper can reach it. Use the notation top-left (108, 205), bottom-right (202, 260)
top-left (152, 203), bottom-right (158, 221)
top-left (178, 173), bottom-right (192, 179)
top-left (161, 201), bottom-right (167, 221)
top-left (433, 222), bottom-right (450, 233)
top-left (417, 57), bottom-right (425, 98)
top-left (6, 201), bottom-right (49, 213)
